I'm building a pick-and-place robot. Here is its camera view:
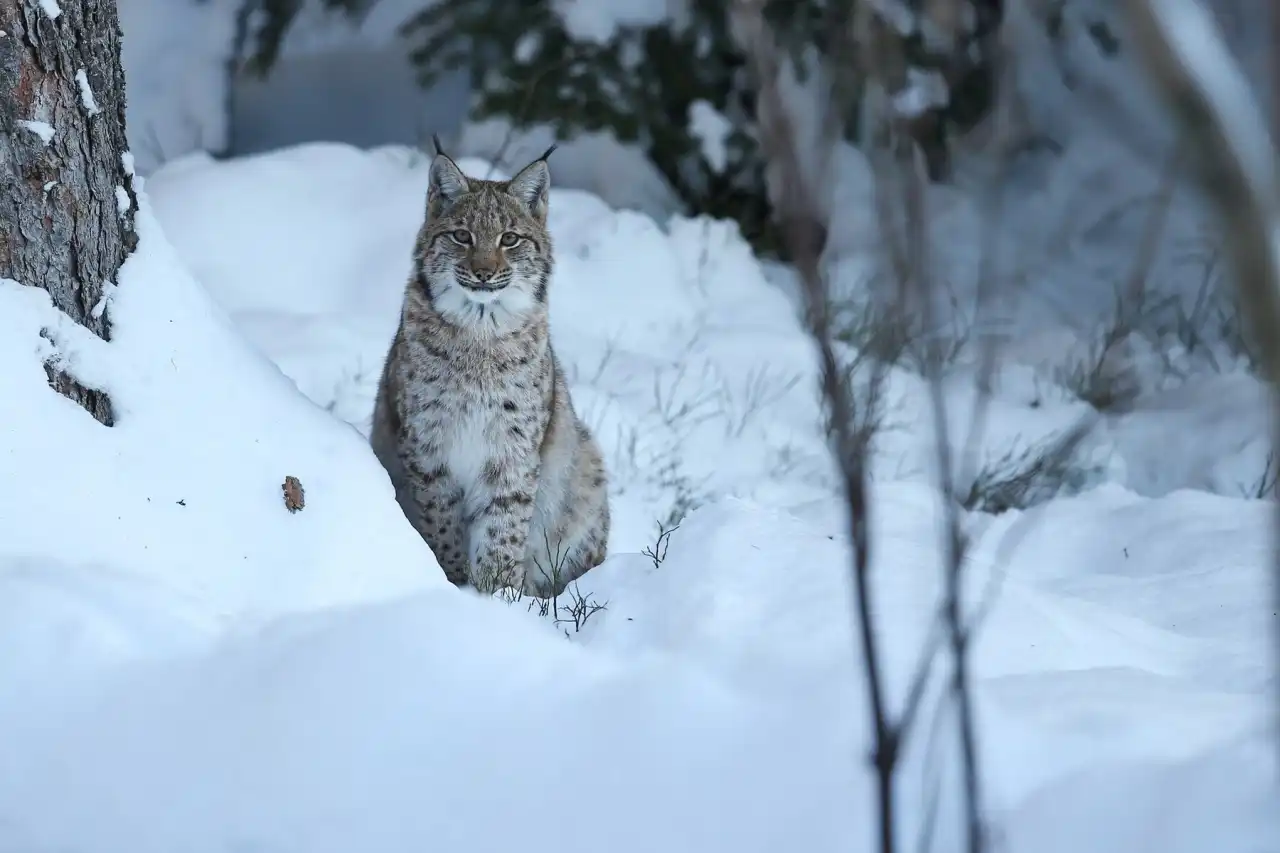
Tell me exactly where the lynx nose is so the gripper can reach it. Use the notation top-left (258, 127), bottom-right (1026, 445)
top-left (470, 250), bottom-right (502, 285)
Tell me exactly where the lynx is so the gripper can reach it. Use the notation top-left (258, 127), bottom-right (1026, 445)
top-left (370, 139), bottom-right (610, 597)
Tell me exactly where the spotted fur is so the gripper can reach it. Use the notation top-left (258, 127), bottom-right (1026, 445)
top-left (370, 145), bottom-right (610, 597)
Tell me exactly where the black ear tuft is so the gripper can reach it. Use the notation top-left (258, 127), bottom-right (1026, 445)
top-left (537, 143), bottom-right (558, 163)
top-left (432, 133), bottom-right (447, 157)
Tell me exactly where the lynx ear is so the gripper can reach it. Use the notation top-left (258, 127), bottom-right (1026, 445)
top-left (427, 151), bottom-right (470, 218)
top-left (506, 145), bottom-right (555, 222)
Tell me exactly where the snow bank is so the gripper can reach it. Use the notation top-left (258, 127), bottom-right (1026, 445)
top-left (147, 143), bottom-right (831, 542)
top-left (1, 140), bottom-right (1275, 852)
top-left (0, 489), bottom-right (1272, 852)
top-left (0, 582), bottom-right (862, 853)
top-left (0, 184), bottom-right (437, 689)
top-left (149, 139), bottom-right (1280, 527)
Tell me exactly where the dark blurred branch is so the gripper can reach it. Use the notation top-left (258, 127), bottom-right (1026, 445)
top-left (730, 3), bottom-right (901, 851)
top-left (1124, 0), bottom-right (1280, 747)
top-left (895, 123), bottom-right (987, 853)
top-left (737, 0), bottom-right (1006, 848)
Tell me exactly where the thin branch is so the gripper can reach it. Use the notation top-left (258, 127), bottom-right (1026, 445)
top-left (870, 3), bottom-right (987, 848)
top-left (731, 4), bottom-right (900, 852)
top-left (905, 171), bottom-right (986, 853)
top-left (883, 67), bottom-right (987, 853)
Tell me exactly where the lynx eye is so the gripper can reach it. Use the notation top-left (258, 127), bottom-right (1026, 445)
top-left (499, 232), bottom-right (522, 249)
top-left (449, 229), bottom-right (472, 245)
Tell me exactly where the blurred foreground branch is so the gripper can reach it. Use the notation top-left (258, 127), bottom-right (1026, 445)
top-left (1124, 0), bottom-right (1280, 736)
top-left (731, 3), bottom-right (896, 851)
top-left (733, 2), bottom-right (988, 851)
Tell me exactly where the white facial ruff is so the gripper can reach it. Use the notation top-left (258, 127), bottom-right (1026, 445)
top-left (430, 273), bottom-right (537, 336)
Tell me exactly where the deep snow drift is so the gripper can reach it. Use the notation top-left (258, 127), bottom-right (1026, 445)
top-left (0, 142), bottom-right (1275, 852)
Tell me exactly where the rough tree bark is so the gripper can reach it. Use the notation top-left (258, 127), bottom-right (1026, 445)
top-left (0, 0), bottom-right (138, 426)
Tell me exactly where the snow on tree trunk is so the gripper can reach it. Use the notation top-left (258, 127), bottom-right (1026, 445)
top-left (0, 0), bottom-right (137, 426)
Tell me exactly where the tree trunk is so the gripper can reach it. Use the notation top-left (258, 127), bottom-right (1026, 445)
top-left (0, 0), bottom-right (138, 426)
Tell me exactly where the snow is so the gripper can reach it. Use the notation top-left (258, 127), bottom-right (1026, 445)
top-left (0, 181), bottom-right (436, 689)
top-left (91, 281), bottom-right (117, 321)
top-left (115, 185), bottom-right (132, 215)
top-left (75, 68), bottom-right (100, 116)
top-left (892, 68), bottom-right (951, 118)
top-left (514, 32), bottom-right (542, 65)
top-left (553, 0), bottom-right (670, 44)
top-left (36, 0), bottom-right (60, 20)
top-left (0, 136), bottom-right (1275, 851)
top-left (688, 99), bottom-right (733, 173)
top-left (17, 119), bottom-right (54, 145)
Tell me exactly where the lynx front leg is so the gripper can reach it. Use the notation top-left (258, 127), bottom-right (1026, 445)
top-left (406, 462), bottom-right (469, 587)
top-left (467, 460), bottom-right (539, 595)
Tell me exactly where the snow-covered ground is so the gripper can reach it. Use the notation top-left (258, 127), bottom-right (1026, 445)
top-left (0, 140), bottom-right (1276, 852)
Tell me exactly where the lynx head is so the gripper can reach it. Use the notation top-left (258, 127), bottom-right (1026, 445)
top-left (415, 141), bottom-right (556, 333)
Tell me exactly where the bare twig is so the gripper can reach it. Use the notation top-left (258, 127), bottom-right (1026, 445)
top-left (1242, 451), bottom-right (1280, 500)
top-left (740, 5), bottom-right (1160, 852)
top-left (731, 4), bottom-right (901, 852)
top-left (642, 521), bottom-right (679, 569)
top-left (736, 2), bottom-right (1005, 849)
top-left (861, 1), bottom-right (999, 846)
top-left (552, 583), bottom-right (608, 636)
top-left (890, 86), bottom-right (986, 853)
